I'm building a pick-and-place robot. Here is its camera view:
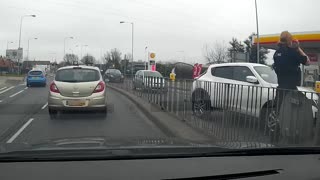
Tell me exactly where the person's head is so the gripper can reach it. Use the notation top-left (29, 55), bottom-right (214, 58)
top-left (279, 31), bottom-right (293, 47)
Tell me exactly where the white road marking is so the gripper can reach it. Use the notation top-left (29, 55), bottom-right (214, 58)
top-left (24, 87), bottom-right (28, 90)
top-left (9, 90), bottom-right (24, 98)
top-left (41, 102), bottom-right (48, 109)
top-left (19, 83), bottom-right (25, 86)
top-left (7, 118), bottom-right (34, 143)
top-left (0, 87), bottom-right (7, 91)
top-left (0, 100), bottom-right (2, 103)
top-left (0, 86), bottom-right (14, 94)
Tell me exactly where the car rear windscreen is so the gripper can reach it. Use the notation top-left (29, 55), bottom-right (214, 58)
top-left (29, 71), bottom-right (43, 76)
top-left (55, 68), bottom-right (100, 82)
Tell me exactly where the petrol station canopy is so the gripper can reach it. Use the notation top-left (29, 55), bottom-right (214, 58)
top-left (253, 31), bottom-right (320, 52)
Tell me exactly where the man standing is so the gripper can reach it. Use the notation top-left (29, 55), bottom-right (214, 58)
top-left (273, 31), bottom-right (310, 90)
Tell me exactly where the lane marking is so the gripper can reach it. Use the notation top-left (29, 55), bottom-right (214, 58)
top-left (0, 86), bottom-right (14, 94)
top-left (19, 83), bottom-right (25, 86)
top-left (7, 118), bottom-right (34, 143)
top-left (9, 90), bottom-right (24, 98)
top-left (41, 102), bottom-right (48, 109)
top-left (0, 100), bottom-right (2, 103)
top-left (24, 87), bottom-right (28, 90)
top-left (0, 87), bottom-right (7, 91)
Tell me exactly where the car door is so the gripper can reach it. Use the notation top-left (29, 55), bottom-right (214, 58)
top-left (210, 66), bottom-right (233, 109)
top-left (231, 66), bottom-right (260, 117)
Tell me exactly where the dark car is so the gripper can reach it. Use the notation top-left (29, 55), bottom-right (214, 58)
top-left (104, 69), bottom-right (124, 83)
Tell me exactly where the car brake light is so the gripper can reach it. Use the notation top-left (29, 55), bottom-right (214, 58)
top-left (93, 81), bottom-right (105, 93)
top-left (50, 82), bottom-right (60, 93)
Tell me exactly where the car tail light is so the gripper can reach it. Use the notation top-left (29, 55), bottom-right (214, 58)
top-left (50, 82), bottom-right (60, 93)
top-left (93, 81), bottom-right (105, 93)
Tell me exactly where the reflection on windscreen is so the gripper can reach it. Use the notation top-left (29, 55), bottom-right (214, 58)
top-left (254, 66), bottom-right (278, 84)
top-left (145, 71), bottom-right (163, 77)
top-left (55, 69), bottom-right (99, 82)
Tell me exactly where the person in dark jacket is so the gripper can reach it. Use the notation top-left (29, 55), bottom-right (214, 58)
top-left (273, 31), bottom-right (310, 112)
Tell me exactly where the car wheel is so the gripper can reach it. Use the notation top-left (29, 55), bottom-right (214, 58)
top-left (261, 107), bottom-right (281, 143)
top-left (49, 108), bottom-right (58, 119)
top-left (192, 90), bottom-right (211, 118)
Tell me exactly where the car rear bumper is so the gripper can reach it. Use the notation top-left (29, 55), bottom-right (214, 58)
top-left (27, 79), bottom-right (46, 84)
top-left (48, 92), bottom-right (106, 111)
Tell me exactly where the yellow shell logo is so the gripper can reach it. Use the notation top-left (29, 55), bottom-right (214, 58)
top-left (150, 53), bottom-right (155, 59)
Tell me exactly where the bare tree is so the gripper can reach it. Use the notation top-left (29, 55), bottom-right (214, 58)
top-left (203, 42), bottom-right (228, 64)
top-left (104, 48), bottom-right (122, 69)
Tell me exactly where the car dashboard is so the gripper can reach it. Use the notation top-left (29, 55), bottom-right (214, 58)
top-left (1, 154), bottom-right (319, 179)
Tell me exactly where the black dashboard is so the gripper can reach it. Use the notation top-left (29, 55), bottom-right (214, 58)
top-left (1, 154), bottom-right (320, 179)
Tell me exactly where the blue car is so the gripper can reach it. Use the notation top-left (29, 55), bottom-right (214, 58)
top-left (26, 70), bottom-right (47, 87)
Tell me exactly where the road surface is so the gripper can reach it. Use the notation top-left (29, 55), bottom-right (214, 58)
top-left (0, 76), bottom-right (166, 145)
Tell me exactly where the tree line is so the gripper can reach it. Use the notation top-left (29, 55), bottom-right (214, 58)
top-left (203, 33), bottom-right (269, 64)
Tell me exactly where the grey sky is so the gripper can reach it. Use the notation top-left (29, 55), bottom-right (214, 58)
top-left (1, 0), bottom-right (319, 63)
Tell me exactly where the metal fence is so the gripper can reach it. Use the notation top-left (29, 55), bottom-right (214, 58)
top-left (108, 77), bottom-right (320, 148)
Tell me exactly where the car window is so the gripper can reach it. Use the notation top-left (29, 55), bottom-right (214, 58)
top-left (211, 67), bottom-right (233, 79)
top-left (55, 68), bottom-right (100, 82)
top-left (233, 66), bottom-right (255, 82)
top-left (28, 71), bottom-right (43, 76)
top-left (144, 71), bottom-right (163, 78)
top-left (254, 66), bottom-right (278, 84)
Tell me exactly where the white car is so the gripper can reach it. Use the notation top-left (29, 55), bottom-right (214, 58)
top-left (192, 63), bottom-right (318, 132)
top-left (48, 66), bottom-right (107, 119)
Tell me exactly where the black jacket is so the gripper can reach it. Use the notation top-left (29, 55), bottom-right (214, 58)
top-left (273, 46), bottom-right (307, 89)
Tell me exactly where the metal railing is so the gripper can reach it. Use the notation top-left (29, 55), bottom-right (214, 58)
top-left (108, 77), bottom-right (320, 148)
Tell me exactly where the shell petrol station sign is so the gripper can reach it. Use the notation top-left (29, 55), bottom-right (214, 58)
top-left (253, 31), bottom-right (320, 87)
top-left (148, 52), bottom-right (156, 71)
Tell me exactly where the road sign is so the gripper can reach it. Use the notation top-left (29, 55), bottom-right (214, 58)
top-left (6, 48), bottom-right (23, 62)
top-left (305, 75), bottom-right (315, 82)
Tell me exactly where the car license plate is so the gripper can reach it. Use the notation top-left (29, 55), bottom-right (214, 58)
top-left (32, 77), bottom-right (39, 79)
top-left (67, 100), bottom-right (86, 106)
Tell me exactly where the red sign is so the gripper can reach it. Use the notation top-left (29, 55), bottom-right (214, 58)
top-left (151, 64), bottom-right (156, 71)
top-left (197, 64), bottom-right (202, 77)
top-left (192, 63), bottom-right (199, 79)
top-left (307, 54), bottom-right (318, 62)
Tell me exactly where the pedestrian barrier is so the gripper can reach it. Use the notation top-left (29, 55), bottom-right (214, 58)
top-left (108, 77), bottom-right (320, 148)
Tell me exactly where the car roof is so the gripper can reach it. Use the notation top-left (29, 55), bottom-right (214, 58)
top-left (139, 70), bottom-right (160, 73)
top-left (208, 62), bottom-right (268, 69)
top-left (57, 65), bottom-right (100, 71)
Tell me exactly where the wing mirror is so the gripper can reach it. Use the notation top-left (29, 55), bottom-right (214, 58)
top-left (246, 76), bottom-right (259, 84)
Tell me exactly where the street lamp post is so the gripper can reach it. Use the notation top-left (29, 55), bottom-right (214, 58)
top-left (64, 37), bottom-right (74, 60)
top-left (27, 37), bottom-right (37, 61)
top-left (255, 0), bottom-right (260, 64)
top-left (145, 46), bottom-right (148, 70)
top-left (120, 21), bottom-right (134, 77)
top-left (75, 44), bottom-right (88, 60)
top-left (7, 41), bottom-right (13, 49)
top-left (18, 14), bottom-right (36, 75)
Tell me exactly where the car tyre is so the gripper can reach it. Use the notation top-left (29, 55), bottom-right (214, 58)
top-left (192, 89), bottom-right (211, 118)
top-left (261, 107), bottom-right (281, 143)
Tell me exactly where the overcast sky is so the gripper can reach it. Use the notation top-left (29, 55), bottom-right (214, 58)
top-left (1, 0), bottom-right (319, 63)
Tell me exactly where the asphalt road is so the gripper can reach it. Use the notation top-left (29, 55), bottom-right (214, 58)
top-left (0, 76), bottom-right (167, 145)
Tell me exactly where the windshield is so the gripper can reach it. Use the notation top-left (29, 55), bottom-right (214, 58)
top-left (108, 69), bottom-right (121, 75)
top-left (254, 66), bottom-right (278, 84)
top-left (1, 0), bottom-right (319, 161)
top-left (55, 68), bottom-right (100, 82)
top-left (28, 71), bottom-right (43, 76)
top-left (144, 71), bottom-right (163, 77)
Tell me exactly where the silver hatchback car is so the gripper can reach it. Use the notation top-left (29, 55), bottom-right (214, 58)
top-left (48, 66), bottom-right (107, 118)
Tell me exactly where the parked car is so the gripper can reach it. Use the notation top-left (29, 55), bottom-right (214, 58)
top-left (191, 63), bottom-right (318, 134)
top-left (133, 70), bottom-right (165, 90)
top-left (104, 69), bottom-right (124, 83)
top-left (48, 66), bottom-right (107, 119)
top-left (26, 69), bottom-right (47, 87)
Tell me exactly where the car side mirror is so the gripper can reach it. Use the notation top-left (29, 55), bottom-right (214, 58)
top-left (246, 76), bottom-right (259, 84)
